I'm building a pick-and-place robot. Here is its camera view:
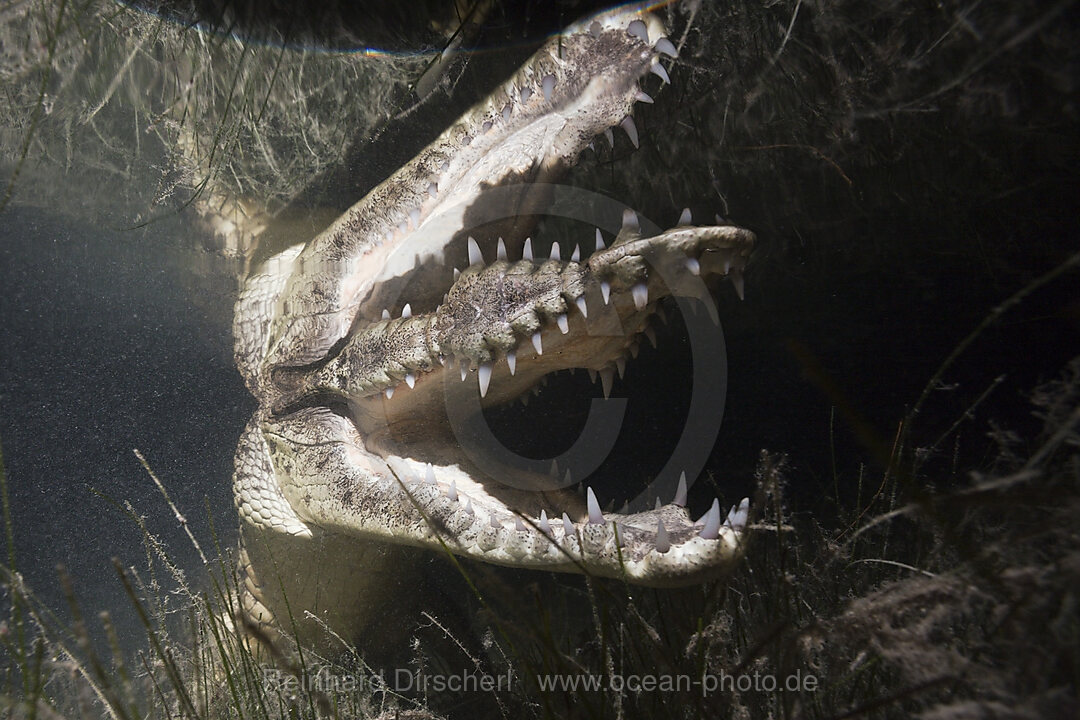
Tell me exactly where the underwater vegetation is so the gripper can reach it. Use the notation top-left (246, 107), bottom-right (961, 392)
top-left (2, 359), bottom-right (1077, 718)
top-left (1, 0), bottom-right (1078, 717)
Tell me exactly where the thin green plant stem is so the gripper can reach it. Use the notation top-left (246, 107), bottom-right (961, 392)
top-left (112, 559), bottom-right (199, 719)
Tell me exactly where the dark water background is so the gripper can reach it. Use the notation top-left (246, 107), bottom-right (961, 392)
top-left (0, 206), bottom-right (248, 646)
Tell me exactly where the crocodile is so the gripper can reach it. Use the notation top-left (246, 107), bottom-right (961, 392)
top-left (231, 4), bottom-right (756, 656)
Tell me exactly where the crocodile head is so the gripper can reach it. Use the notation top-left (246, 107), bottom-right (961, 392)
top-left (231, 5), bottom-right (755, 652)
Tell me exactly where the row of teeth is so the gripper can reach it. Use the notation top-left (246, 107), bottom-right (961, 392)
top-left (365, 19), bottom-right (677, 260)
top-left (379, 207), bottom-right (745, 401)
top-left (408, 464), bottom-right (749, 555)
top-left (378, 204), bottom-right (739, 320)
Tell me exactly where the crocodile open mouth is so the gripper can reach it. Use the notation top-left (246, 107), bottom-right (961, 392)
top-left (231, 4), bottom-right (757, 653)
top-left (253, 213), bottom-right (754, 583)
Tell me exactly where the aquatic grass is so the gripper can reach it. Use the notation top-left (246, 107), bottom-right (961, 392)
top-left (1, 357), bottom-right (1078, 719)
top-left (0, 0), bottom-right (430, 244)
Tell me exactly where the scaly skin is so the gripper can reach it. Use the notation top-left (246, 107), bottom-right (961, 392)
top-left (232, 4), bottom-right (756, 655)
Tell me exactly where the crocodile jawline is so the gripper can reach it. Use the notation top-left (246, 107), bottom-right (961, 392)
top-left (231, 5), bottom-right (755, 655)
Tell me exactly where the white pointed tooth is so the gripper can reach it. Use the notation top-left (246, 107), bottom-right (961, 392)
top-left (726, 498), bottom-right (750, 531)
top-left (490, 514), bottom-right (501, 529)
top-left (600, 368), bottom-right (614, 399)
top-left (699, 499), bottom-right (722, 540)
top-left (650, 60), bottom-right (670, 84)
top-left (502, 104), bottom-right (511, 122)
top-left (521, 86), bottom-right (532, 103)
top-left (515, 517), bottom-right (527, 532)
top-left (425, 463), bottom-right (436, 485)
top-left (632, 283), bottom-right (648, 310)
top-left (601, 281), bottom-right (611, 304)
top-left (586, 487), bottom-right (604, 525)
top-left (385, 386), bottom-right (395, 399)
top-left (615, 357), bottom-right (626, 379)
top-left (409, 208), bottom-right (421, 227)
top-left (453, 268), bottom-right (461, 280)
top-left (603, 127), bottom-right (614, 147)
top-left (645, 326), bottom-right (658, 348)
top-left (506, 350), bottom-right (516, 376)
top-left (464, 498), bottom-right (474, 516)
top-left (497, 237), bottom-right (507, 260)
top-left (587, 368), bottom-right (597, 383)
top-left (405, 372), bottom-right (416, 389)
top-left (539, 510), bottom-right (551, 535)
top-left (563, 469), bottom-right (573, 485)
top-left (571, 244), bottom-right (581, 262)
top-left (401, 303), bottom-right (412, 318)
top-left (627, 18), bottom-right (648, 42)
top-left (550, 458), bottom-right (559, 477)
top-left (635, 90), bottom-right (654, 104)
top-left (595, 228), bottom-right (606, 250)
top-left (655, 36), bottom-right (677, 58)
top-left (550, 241), bottom-right (560, 261)
top-left (557, 314), bottom-right (569, 334)
top-left (731, 267), bottom-right (745, 300)
top-left (562, 512), bottom-right (575, 536)
top-left (523, 237), bottom-right (533, 261)
top-left (629, 342), bottom-right (639, 359)
top-left (588, 140), bottom-right (596, 152)
top-left (468, 236), bottom-right (483, 266)
top-left (381, 308), bottom-right (391, 320)
top-left (542, 74), bottom-right (555, 102)
top-left (655, 519), bottom-right (670, 554)
top-left (678, 207), bottom-right (692, 225)
top-left (575, 296), bottom-right (588, 318)
top-left (622, 208), bottom-right (639, 230)
top-left (654, 497), bottom-right (662, 510)
top-left (447, 479), bottom-right (458, 502)
top-left (478, 362), bottom-right (493, 397)
top-left (427, 181), bottom-right (438, 198)
top-left (398, 221), bottom-right (408, 235)
top-left (460, 365), bottom-right (468, 382)
top-left (532, 331), bottom-right (543, 355)
top-left (674, 471), bottom-right (688, 507)
top-left (620, 116), bottom-right (639, 148)
top-left (685, 257), bottom-right (701, 275)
